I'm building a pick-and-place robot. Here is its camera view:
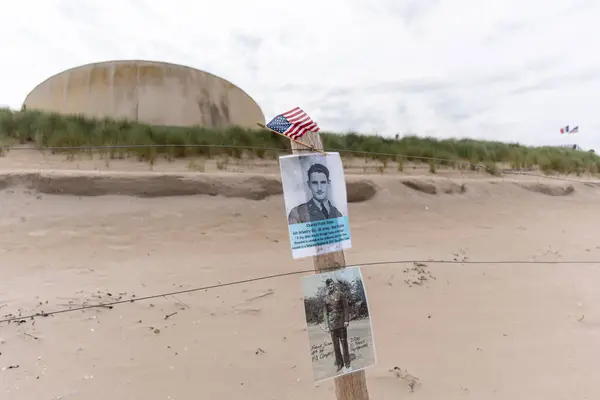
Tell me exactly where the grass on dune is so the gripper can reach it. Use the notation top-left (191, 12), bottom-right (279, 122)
top-left (0, 107), bottom-right (598, 176)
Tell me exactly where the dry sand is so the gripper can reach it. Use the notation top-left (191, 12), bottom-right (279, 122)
top-left (1, 151), bottom-right (600, 400)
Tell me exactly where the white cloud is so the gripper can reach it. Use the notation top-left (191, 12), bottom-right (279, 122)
top-left (1, 0), bottom-right (599, 150)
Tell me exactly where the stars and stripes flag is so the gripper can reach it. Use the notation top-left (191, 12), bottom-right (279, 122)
top-left (560, 125), bottom-right (578, 134)
top-left (265, 107), bottom-right (320, 140)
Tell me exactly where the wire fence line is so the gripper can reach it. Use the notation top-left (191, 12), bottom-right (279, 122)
top-left (2, 259), bottom-right (599, 324)
top-left (2, 143), bottom-right (285, 152)
top-left (1, 143), bottom-right (598, 184)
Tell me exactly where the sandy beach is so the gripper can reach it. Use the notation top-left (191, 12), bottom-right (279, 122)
top-left (1, 151), bottom-right (600, 399)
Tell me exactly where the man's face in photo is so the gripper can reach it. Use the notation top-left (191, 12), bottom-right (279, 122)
top-left (308, 171), bottom-right (329, 202)
top-left (327, 280), bottom-right (335, 293)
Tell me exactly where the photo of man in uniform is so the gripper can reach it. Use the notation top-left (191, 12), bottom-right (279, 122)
top-left (301, 266), bottom-right (375, 382)
top-left (288, 163), bottom-right (343, 225)
top-left (322, 278), bottom-right (352, 373)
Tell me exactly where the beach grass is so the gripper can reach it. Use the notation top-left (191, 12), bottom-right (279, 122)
top-left (1, 107), bottom-right (598, 175)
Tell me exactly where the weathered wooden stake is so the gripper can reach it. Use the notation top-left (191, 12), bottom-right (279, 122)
top-left (290, 131), bottom-right (370, 400)
top-left (257, 123), bottom-right (327, 154)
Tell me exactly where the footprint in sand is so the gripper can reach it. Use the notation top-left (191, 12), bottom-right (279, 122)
top-left (60, 229), bottom-right (84, 237)
top-left (27, 229), bottom-right (49, 237)
top-left (108, 244), bottom-right (133, 250)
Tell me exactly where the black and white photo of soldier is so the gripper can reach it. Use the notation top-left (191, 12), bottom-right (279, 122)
top-left (321, 277), bottom-right (352, 373)
top-left (288, 162), bottom-right (343, 225)
top-left (301, 267), bottom-right (376, 382)
top-left (279, 152), bottom-right (351, 259)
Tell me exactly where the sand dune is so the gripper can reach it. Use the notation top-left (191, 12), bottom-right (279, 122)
top-left (1, 159), bottom-right (600, 400)
top-left (0, 168), bottom-right (587, 201)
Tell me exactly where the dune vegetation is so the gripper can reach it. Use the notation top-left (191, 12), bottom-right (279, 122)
top-left (0, 107), bottom-right (598, 176)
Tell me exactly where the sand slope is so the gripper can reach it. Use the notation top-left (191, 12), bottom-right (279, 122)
top-left (0, 168), bottom-right (589, 200)
top-left (1, 169), bottom-right (600, 400)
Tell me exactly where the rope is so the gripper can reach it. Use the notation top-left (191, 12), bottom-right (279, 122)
top-left (2, 259), bottom-right (598, 324)
top-left (2, 144), bottom-right (288, 152)
top-left (1, 143), bottom-right (597, 184)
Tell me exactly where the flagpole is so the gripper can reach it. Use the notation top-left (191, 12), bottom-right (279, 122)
top-left (256, 123), bottom-right (327, 155)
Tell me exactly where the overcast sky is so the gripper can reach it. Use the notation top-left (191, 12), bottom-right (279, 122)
top-left (1, 0), bottom-right (599, 150)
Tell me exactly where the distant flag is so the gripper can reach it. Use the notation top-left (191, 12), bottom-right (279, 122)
top-left (265, 106), bottom-right (320, 140)
top-left (560, 125), bottom-right (569, 134)
top-left (570, 126), bottom-right (579, 134)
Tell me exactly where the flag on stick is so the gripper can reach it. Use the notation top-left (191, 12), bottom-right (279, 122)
top-left (265, 107), bottom-right (320, 140)
top-left (560, 125), bottom-right (579, 134)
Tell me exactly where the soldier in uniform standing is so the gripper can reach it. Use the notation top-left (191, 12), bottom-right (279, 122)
top-left (322, 278), bottom-right (352, 373)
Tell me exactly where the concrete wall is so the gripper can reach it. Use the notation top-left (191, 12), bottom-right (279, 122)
top-left (23, 60), bottom-right (265, 129)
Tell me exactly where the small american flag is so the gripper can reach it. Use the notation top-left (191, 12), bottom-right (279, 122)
top-left (265, 107), bottom-right (320, 140)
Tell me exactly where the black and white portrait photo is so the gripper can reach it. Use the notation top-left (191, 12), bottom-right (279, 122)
top-left (300, 266), bottom-right (376, 382)
top-left (287, 162), bottom-right (343, 224)
top-left (279, 152), bottom-right (351, 259)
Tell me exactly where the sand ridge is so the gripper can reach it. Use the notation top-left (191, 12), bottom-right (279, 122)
top-left (0, 168), bottom-right (594, 202)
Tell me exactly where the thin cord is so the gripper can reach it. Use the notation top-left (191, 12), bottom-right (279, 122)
top-left (2, 259), bottom-right (599, 324)
top-left (2, 144), bottom-right (288, 152)
top-left (2, 143), bottom-right (598, 184)
top-left (0, 268), bottom-right (315, 324)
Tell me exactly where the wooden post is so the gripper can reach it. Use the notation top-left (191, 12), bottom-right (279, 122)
top-left (289, 131), bottom-right (370, 400)
top-left (257, 123), bottom-right (327, 154)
